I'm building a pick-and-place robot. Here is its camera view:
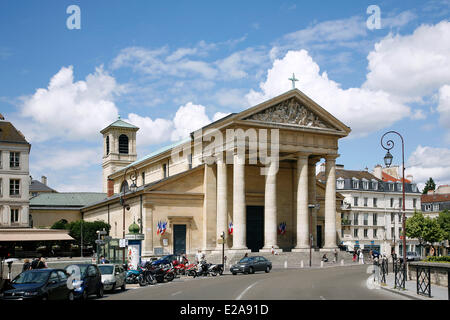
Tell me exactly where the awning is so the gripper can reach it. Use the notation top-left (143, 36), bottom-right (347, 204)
top-left (0, 228), bottom-right (74, 241)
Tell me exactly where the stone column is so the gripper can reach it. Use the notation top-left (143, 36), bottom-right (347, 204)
top-left (323, 154), bottom-right (339, 250)
top-left (308, 157), bottom-right (321, 248)
top-left (231, 151), bottom-right (248, 251)
top-left (215, 157), bottom-right (228, 250)
top-left (261, 158), bottom-right (279, 252)
top-left (293, 153), bottom-right (310, 252)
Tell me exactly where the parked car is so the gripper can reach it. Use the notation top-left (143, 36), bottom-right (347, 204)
top-left (65, 264), bottom-right (103, 300)
top-left (399, 252), bottom-right (421, 262)
top-left (98, 264), bottom-right (126, 292)
top-left (2, 269), bottom-right (74, 300)
top-left (230, 256), bottom-right (272, 275)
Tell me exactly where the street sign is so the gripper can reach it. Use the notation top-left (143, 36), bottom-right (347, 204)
top-left (119, 239), bottom-right (128, 248)
top-left (95, 240), bottom-right (105, 245)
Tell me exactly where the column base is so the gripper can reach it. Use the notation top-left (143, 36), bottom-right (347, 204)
top-left (291, 248), bottom-right (311, 253)
top-left (227, 248), bottom-right (251, 254)
top-left (320, 247), bottom-right (338, 252)
top-left (259, 247), bottom-right (283, 253)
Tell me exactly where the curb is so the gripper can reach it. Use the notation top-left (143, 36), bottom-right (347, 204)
top-left (380, 285), bottom-right (427, 300)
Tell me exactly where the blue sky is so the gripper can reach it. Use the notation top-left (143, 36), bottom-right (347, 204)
top-left (1, 0), bottom-right (449, 192)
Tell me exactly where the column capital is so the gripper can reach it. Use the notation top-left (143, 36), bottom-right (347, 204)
top-left (295, 152), bottom-right (311, 160)
top-left (308, 156), bottom-right (322, 166)
top-left (325, 154), bottom-right (340, 162)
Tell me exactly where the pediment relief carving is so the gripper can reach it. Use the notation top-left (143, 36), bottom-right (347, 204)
top-left (244, 98), bottom-right (335, 130)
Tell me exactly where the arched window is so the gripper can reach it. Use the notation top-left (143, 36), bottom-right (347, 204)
top-left (106, 136), bottom-right (110, 155)
top-left (119, 134), bottom-right (129, 154)
top-left (120, 180), bottom-right (129, 193)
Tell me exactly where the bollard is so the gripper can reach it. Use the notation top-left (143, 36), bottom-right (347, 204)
top-left (284, 261), bottom-right (287, 269)
top-left (320, 261), bottom-right (324, 268)
top-left (341, 259), bottom-right (344, 266)
top-left (300, 260), bottom-right (304, 268)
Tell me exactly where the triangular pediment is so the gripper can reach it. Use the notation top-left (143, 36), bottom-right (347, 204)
top-left (244, 97), bottom-right (335, 130)
top-left (236, 89), bottom-right (351, 135)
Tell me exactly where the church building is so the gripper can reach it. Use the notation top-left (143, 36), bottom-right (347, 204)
top-left (81, 89), bottom-right (351, 257)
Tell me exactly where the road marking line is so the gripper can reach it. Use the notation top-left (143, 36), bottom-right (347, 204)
top-left (236, 280), bottom-right (263, 300)
top-left (172, 291), bottom-right (182, 296)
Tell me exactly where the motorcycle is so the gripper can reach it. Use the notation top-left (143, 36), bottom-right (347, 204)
top-left (162, 263), bottom-right (176, 282)
top-left (208, 263), bottom-right (224, 276)
top-left (126, 266), bottom-right (144, 284)
top-left (185, 263), bottom-right (198, 277)
top-left (192, 260), bottom-right (211, 278)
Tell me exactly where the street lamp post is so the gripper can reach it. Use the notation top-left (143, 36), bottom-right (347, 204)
top-left (221, 232), bottom-right (225, 266)
top-left (120, 166), bottom-right (137, 264)
top-left (381, 131), bottom-right (407, 271)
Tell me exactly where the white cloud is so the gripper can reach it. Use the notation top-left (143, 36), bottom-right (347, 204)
top-left (246, 50), bottom-right (410, 137)
top-left (407, 145), bottom-right (450, 188)
top-left (19, 65), bottom-right (120, 142)
top-left (170, 102), bottom-right (213, 141)
top-left (437, 85), bottom-right (450, 129)
top-left (364, 20), bottom-right (450, 102)
top-left (125, 113), bottom-right (173, 147)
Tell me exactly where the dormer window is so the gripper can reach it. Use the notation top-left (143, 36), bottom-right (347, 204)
top-left (397, 182), bottom-right (403, 192)
top-left (336, 178), bottom-right (344, 190)
top-left (119, 134), bottom-right (129, 154)
top-left (352, 178), bottom-right (359, 189)
top-left (387, 182), bottom-right (394, 191)
top-left (362, 179), bottom-right (369, 190)
top-left (411, 184), bottom-right (417, 192)
top-left (372, 180), bottom-right (378, 190)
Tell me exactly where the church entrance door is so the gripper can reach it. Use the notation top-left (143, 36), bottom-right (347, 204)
top-left (246, 206), bottom-right (264, 252)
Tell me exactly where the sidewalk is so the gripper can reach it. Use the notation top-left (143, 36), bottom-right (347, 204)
top-left (380, 273), bottom-right (449, 300)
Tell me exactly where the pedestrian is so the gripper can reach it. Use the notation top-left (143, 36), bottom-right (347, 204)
top-left (322, 253), bottom-right (328, 262)
top-left (22, 259), bottom-right (31, 272)
top-left (359, 251), bottom-right (364, 264)
top-left (100, 255), bottom-right (106, 264)
top-left (31, 257), bottom-right (40, 269)
top-left (195, 250), bottom-right (204, 264)
top-left (352, 251), bottom-right (356, 262)
top-left (334, 248), bottom-right (338, 263)
top-left (357, 249), bottom-right (360, 262)
top-left (271, 246), bottom-right (275, 255)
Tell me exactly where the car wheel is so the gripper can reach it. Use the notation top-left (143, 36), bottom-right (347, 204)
top-left (97, 286), bottom-right (104, 298)
top-left (232, 272), bottom-right (237, 275)
top-left (68, 291), bottom-right (74, 301)
top-left (249, 267), bottom-right (254, 274)
top-left (265, 266), bottom-right (270, 273)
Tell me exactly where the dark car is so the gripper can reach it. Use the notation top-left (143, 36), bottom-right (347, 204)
top-left (230, 256), bottom-right (272, 275)
top-left (2, 269), bottom-right (74, 301)
top-left (65, 264), bottom-right (104, 300)
top-left (152, 254), bottom-right (179, 266)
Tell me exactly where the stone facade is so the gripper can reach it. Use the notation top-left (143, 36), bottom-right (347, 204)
top-left (82, 89), bottom-right (351, 257)
top-left (0, 120), bottom-right (31, 228)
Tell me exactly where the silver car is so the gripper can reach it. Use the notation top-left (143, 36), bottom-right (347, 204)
top-left (98, 264), bottom-right (126, 292)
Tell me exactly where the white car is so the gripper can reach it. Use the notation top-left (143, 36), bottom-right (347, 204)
top-left (98, 264), bottom-right (126, 292)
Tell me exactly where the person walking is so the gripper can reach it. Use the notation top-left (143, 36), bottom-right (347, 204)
top-left (195, 250), bottom-right (204, 264)
top-left (22, 259), bottom-right (31, 272)
top-left (359, 251), bottom-right (364, 264)
top-left (334, 248), bottom-right (338, 263)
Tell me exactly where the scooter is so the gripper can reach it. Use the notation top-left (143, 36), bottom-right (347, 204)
top-left (208, 263), bottom-right (224, 276)
top-left (126, 266), bottom-right (144, 284)
top-left (192, 260), bottom-right (211, 278)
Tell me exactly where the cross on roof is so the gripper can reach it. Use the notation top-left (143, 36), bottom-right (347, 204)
top-left (288, 73), bottom-right (299, 89)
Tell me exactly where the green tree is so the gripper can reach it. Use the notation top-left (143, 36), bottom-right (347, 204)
top-left (437, 210), bottom-right (450, 240)
top-left (422, 217), bottom-right (445, 244)
top-left (406, 211), bottom-right (426, 254)
top-left (50, 219), bottom-right (69, 230)
top-left (422, 177), bottom-right (436, 194)
top-left (66, 220), bottom-right (111, 247)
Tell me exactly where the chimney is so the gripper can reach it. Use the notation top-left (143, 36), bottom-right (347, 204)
top-left (107, 179), bottom-right (114, 197)
top-left (41, 176), bottom-right (47, 186)
top-left (407, 174), bottom-right (413, 183)
top-left (373, 164), bottom-right (382, 180)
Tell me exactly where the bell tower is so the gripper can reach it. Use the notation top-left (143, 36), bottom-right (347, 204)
top-left (101, 116), bottom-right (139, 193)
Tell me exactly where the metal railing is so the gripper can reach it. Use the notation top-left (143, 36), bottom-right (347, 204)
top-left (416, 265), bottom-right (431, 298)
top-left (394, 260), bottom-right (406, 290)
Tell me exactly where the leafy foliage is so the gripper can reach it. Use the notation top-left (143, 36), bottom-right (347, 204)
top-left (424, 256), bottom-right (450, 263)
top-left (50, 219), bottom-right (68, 230)
top-left (436, 210), bottom-right (450, 240)
top-left (66, 220), bottom-right (111, 247)
top-left (406, 211), bottom-right (445, 244)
